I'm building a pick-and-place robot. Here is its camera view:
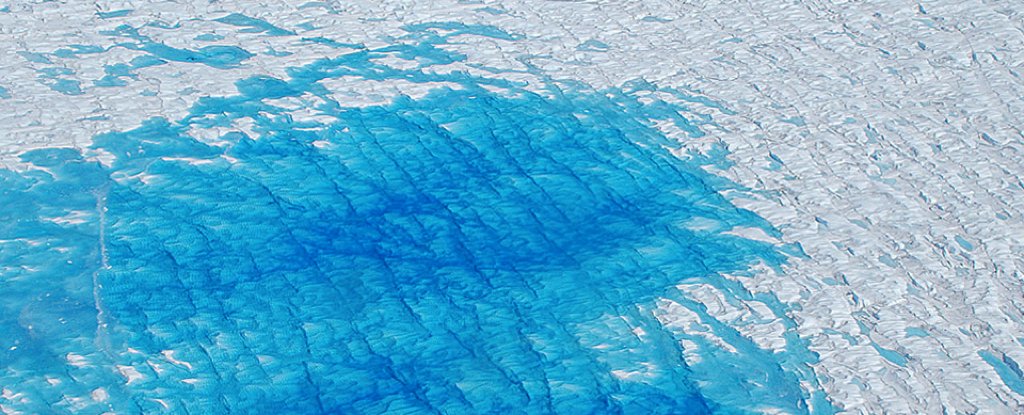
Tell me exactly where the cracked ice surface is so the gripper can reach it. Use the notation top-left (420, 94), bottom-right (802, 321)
top-left (2, 0), bottom-right (1024, 414)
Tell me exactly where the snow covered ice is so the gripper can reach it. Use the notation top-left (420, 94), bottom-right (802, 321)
top-left (2, 1), bottom-right (1024, 413)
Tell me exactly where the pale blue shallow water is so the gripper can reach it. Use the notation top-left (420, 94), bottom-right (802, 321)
top-left (0, 18), bottom-right (832, 415)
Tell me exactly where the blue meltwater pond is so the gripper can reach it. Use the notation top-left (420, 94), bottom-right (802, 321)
top-left (0, 35), bottom-right (828, 414)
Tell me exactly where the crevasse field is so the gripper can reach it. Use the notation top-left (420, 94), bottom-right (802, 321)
top-left (1, 1), bottom-right (1023, 414)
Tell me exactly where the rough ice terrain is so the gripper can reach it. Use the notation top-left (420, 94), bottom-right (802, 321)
top-left (2, 1), bottom-right (1024, 414)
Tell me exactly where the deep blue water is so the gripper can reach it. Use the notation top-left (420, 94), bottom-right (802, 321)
top-left (0, 21), bottom-right (831, 414)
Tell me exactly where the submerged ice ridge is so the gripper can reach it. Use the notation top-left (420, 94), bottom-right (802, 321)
top-left (0, 17), bottom-right (829, 415)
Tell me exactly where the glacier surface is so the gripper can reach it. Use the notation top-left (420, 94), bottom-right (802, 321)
top-left (1, 0), bottom-right (1023, 414)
